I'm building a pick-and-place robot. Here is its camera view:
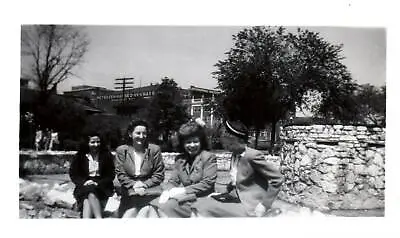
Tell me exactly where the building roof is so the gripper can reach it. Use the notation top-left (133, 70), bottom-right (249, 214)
top-left (124, 84), bottom-right (159, 93)
top-left (21, 87), bottom-right (103, 114)
top-left (65, 83), bottom-right (221, 97)
top-left (187, 85), bottom-right (221, 94)
top-left (71, 85), bottom-right (109, 91)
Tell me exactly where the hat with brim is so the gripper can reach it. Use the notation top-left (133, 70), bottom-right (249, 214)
top-left (224, 120), bottom-right (248, 140)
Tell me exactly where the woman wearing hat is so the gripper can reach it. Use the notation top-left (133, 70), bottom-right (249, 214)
top-left (115, 119), bottom-right (165, 218)
top-left (192, 120), bottom-right (283, 217)
top-left (150, 119), bottom-right (217, 218)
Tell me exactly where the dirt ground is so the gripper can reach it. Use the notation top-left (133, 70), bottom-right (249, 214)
top-left (20, 174), bottom-right (384, 218)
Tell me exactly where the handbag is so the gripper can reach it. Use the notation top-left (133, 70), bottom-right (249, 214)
top-left (210, 193), bottom-right (240, 203)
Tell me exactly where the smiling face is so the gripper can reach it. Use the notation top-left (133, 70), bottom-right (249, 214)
top-left (130, 125), bottom-right (147, 149)
top-left (183, 136), bottom-right (201, 157)
top-left (88, 136), bottom-right (101, 154)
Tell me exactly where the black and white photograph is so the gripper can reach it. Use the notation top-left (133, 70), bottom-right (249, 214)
top-left (4, 1), bottom-right (399, 238)
top-left (18, 24), bottom-right (386, 218)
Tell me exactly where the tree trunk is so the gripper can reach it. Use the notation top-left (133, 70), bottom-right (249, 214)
top-left (270, 120), bottom-right (277, 154)
top-left (255, 127), bottom-right (260, 150)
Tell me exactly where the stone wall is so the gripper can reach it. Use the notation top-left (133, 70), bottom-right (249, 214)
top-left (20, 150), bottom-right (279, 193)
top-left (19, 151), bottom-right (234, 176)
top-left (279, 125), bottom-right (385, 210)
top-left (20, 151), bottom-right (76, 175)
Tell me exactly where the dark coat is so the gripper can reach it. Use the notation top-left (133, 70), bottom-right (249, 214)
top-left (69, 150), bottom-right (115, 200)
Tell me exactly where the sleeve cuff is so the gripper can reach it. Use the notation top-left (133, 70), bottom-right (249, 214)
top-left (143, 180), bottom-right (152, 188)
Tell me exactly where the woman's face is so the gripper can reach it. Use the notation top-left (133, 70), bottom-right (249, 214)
top-left (183, 136), bottom-right (201, 157)
top-left (88, 136), bottom-right (101, 153)
top-left (130, 125), bottom-right (147, 148)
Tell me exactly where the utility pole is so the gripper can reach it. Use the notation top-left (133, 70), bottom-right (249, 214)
top-left (114, 77), bottom-right (134, 103)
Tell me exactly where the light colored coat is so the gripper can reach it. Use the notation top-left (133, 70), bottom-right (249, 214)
top-left (234, 146), bottom-right (283, 215)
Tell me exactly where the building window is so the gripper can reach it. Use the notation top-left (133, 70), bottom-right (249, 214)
top-left (193, 106), bottom-right (201, 113)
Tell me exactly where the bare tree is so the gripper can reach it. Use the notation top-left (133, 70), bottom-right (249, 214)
top-left (21, 25), bottom-right (90, 103)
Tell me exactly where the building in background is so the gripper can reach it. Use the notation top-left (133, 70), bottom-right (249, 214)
top-left (20, 79), bottom-right (103, 116)
top-left (63, 84), bottom-right (221, 127)
top-left (182, 86), bottom-right (220, 126)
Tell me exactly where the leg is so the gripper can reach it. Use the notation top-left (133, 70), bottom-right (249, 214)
top-left (147, 205), bottom-right (162, 218)
top-left (157, 199), bottom-right (192, 218)
top-left (122, 207), bottom-right (138, 218)
top-left (136, 206), bottom-right (151, 218)
top-left (87, 193), bottom-right (102, 218)
top-left (148, 197), bottom-right (166, 218)
top-left (119, 194), bottom-right (156, 218)
top-left (193, 197), bottom-right (248, 217)
top-left (190, 207), bottom-right (199, 217)
top-left (157, 209), bottom-right (168, 218)
top-left (82, 199), bottom-right (92, 218)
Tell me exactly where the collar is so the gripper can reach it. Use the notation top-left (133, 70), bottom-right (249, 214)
top-left (86, 153), bottom-right (96, 161)
top-left (183, 151), bottom-right (202, 173)
top-left (127, 145), bottom-right (149, 160)
top-left (233, 147), bottom-right (246, 158)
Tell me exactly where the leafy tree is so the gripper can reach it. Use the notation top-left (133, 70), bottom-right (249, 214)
top-left (146, 77), bottom-right (190, 144)
top-left (83, 114), bottom-right (124, 150)
top-left (21, 25), bottom-right (89, 104)
top-left (214, 26), bottom-right (358, 150)
top-left (19, 111), bottom-right (36, 149)
top-left (353, 84), bottom-right (386, 126)
top-left (35, 95), bottom-right (87, 141)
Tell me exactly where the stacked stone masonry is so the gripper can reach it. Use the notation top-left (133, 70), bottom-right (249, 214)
top-left (20, 151), bottom-right (279, 175)
top-left (20, 151), bottom-right (279, 193)
top-left (279, 125), bottom-right (385, 210)
top-left (21, 124), bottom-right (384, 212)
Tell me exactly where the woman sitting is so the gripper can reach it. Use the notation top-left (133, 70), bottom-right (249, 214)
top-left (115, 119), bottom-right (165, 218)
top-left (69, 132), bottom-right (115, 218)
top-left (150, 119), bottom-right (217, 218)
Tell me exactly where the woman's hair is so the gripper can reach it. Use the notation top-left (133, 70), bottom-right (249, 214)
top-left (177, 119), bottom-right (210, 153)
top-left (124, 119), bottom-right (149, 146)
top-left (77, 130), bottom-right (108, 155)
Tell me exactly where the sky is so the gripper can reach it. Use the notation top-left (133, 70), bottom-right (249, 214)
top-left (5, 0), bottom-right (400, 237)
top-left (51, 26), bottom-right (386, 93)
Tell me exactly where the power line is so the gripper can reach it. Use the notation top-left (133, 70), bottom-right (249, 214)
top-left (114, 77), bottom-right (134, 103)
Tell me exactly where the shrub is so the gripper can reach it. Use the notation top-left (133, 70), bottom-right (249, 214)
top-left (61, 139), bottom-right (81, 151)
